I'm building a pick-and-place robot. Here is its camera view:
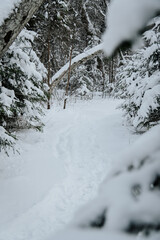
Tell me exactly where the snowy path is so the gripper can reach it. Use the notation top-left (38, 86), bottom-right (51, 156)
top-left (0, 98), bottom-right (138, 240)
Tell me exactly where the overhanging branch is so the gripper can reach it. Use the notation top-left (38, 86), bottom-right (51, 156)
top-left (50, 43), bottom-right (103, 90)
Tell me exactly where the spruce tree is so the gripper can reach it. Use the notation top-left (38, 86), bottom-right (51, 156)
top-left (115, 18), bottom-right (160, 130)
top-left (0, 29), bottom-right (47, 154)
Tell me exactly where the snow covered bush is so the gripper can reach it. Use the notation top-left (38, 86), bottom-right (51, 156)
top-left (0, 126), bottom-right (16, 155)
top-left (52, 125), bottom-right (160, 240)
top-left (0, 29), bottom-right (47, 153)
top-left (69, 66), bottom-right (94, 98)
top-left (115, 18), bottom-right (160, 130)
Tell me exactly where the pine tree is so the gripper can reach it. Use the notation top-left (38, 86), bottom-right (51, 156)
top-left (0, 29), bottom-right (47, 154)
top-left (115, 18), bottom-right (160, 130)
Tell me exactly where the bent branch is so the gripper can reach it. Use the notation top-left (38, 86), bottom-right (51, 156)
top-left (50, 43), bottom-right (103, 90)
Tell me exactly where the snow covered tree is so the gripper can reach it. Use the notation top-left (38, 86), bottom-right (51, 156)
top-left (29, 0), bottom-right (109, 102)
top-left (0, 29), bottom-right (47, 153)
top-left (0, 0), bottom-right (45, 58)
top-left (116, 18), bottom-right (160, 130)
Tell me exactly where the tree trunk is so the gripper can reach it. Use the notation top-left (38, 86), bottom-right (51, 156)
top-left (63, 46), bottom-right (73, 110)
top-left (0, 0), bottom-right (45, 58)
top-left (102, 65), bottom-right (106, 98)
top-left (47, 27), bottom-right (51, 109)
top-left (108, 56), bottom-right (114, 84)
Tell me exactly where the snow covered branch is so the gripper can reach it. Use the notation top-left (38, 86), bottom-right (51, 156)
top-left (103, 0), bottom-right (160, 56)
top-left (50, 44), bottom-right (103, 89)
top-left (0, 0), bottom-right (45, 58)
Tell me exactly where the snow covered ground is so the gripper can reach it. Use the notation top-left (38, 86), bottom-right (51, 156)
top-left (0, 98), bottom-right (139, 240)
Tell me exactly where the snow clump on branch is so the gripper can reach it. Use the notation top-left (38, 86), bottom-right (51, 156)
top-left (103, 0), bottom-right (160, 56)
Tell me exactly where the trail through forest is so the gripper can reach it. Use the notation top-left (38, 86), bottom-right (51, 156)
top-left (0, 98), bottom-right (139, 240)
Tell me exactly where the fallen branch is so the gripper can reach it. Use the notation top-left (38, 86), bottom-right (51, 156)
top-left (50, 43), bottom-right (103, 90)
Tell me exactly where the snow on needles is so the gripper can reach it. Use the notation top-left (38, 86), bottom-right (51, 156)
top-left (103, 0), bottom-right (160, 56)
top-left (0, 0), bottom-right (22, 25)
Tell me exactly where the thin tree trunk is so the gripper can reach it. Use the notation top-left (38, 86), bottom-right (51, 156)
top-left (63, 46), bottom-right (73, 110)
top-left (47, 28), bottom-right (51, 109)
top-left (108, 60), bottom-right (111, 83)
top-left (98, 57), bottom-right (106, 98)
top-left (109, 56), bottom-right (114, 84)
top-left (111, 55), bottom-right (114, 83)
top-left (102, 66), bottom-right (106, 98)
top-left (118, 49), bottom-right (125, 61)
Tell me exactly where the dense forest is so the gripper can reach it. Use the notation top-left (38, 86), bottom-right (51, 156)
top-left (0, 0), bottom-right (160, 240)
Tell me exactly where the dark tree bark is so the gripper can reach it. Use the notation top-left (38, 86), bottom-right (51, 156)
top-left (47, 26), bottom-right (51, 110)
top-left (0, 0), bottom-right (45, 58)
top-left (63, 46), bottom-right (73, 110)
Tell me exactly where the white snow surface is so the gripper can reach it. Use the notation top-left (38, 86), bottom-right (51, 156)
top-left (51, 122), bottom-right (160, 240)
top-left (0, 98), bottom-right (138, 240)
top-left (0, 0), bottom-right (21, 25)
top-left (103, 0), bottom-right (160, 56)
